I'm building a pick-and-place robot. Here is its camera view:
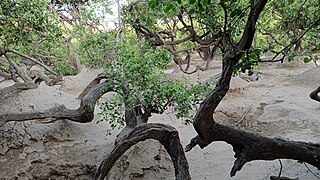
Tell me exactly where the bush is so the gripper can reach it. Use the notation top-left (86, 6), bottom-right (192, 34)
top-left (52, 60), bottom-right (77, 76)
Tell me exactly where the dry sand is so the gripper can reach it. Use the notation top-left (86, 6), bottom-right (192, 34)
top-left (0, 60), bottom-right (319, 179)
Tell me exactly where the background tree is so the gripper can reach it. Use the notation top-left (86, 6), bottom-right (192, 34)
top-left (122, 0), bottom-right (227, 73)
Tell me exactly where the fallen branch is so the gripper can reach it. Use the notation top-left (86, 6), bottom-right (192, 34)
top-left (29, 70), bottom-right (62, 86)
top-left (1, 47), bottom-right (58, 75)
top-left (95, 123), bottom-right (191, 180)
top-left (186, 123), bottom-right (320, 176)
top-left (0, 82), bottom-right (38, 102)
top-left (0, 74), bottom-right (117, 126)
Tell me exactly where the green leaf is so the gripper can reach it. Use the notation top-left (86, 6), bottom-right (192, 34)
top-left (303, 57), bottom-right (312, 63)
top-left (189, 0), bottom-right (196, 5)
top-left (288, 55), bottom-right (295, 62)
top-left (148, 0), bottom-right (156, 9)
top-left (164, 3), bottom-right (175, 13)
top-left (175, 0), bottom-right (182, 4)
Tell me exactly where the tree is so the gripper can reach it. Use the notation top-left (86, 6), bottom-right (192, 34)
top-left (0, 0), bottom-right (209, 138)
top-left (95, 0), bottom-right (320, 179)
top-left (122, 0), bottom-right (226, 73)
top-left (1, 0), bottom-right (320, 179)
top-left (0, 0), bottom-right (65, 85)
top-left (0, 0), bottom-right (115, 99)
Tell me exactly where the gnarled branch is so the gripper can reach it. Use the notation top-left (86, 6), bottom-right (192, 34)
top-left (95, 123), bottom-right (191, 180)
top-left (0, 74), bottom-right (117, 126)
top-left (186, 124), bottom-right (320, 177)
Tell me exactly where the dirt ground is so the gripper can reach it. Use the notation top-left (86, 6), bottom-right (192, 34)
top-left (0, 58), bottom-right (319, 179)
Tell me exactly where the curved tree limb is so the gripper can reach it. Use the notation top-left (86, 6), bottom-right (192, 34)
top-left (114, 105), bottom-right (145, 145)
top-left (310, 86), bottom-right (320, 102)
top-left (184, 0), bottom-right (320, 177)
top-left (77, 73), bottom-right (107, 99)
top-left (0, 75), bottom-right (118, 126)
top-left (187, 124), bottom-right (320, 177)
top-left (187, 0), bottom-right (268, 152)
top-left (95, 123), bottom-right (191, 180)
top-left (0, 82), bottom-right (38, 101)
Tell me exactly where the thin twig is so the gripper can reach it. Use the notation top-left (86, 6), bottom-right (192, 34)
top-left (270, 17), bottom-right (320, 62)
top-left (234, 106), bottom-right (251, 125)
top-left (304, 163), bottom-right (320, 179)
top-left (278, 159), bottom-right (283, 178)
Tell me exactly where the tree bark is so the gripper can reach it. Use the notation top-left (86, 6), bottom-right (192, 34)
top-left (186, 123), bottom-right (320, 176)
top-left (310, 86), bottom-right (320, 102)
top-left (185, 0), bottom-right (320, 177)
top-left (114, 105), bottom-right (145, 145)
top-left (95, 123), bottom-right (191, 180)
top-left (0, 74), bottom-right (117, 126)
top-left (0, 82), bottom-right (38, 102)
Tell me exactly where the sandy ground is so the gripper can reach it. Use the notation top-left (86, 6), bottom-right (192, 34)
top-left (0, 59), bottom-right (319, 179)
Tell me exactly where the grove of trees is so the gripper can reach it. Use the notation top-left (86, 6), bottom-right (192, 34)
top-left (0, 0), bottom-right (320, 179)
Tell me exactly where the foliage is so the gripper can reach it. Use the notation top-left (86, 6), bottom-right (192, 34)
top-left (256, 0), bottom-right (320, 54)
top-left (233, 47), bottom-right (269, 76)
top-left (0, 0), bottom-right (113, 72)
top-left (0, 0), bottom-right (63, 47)
top-left (97, 35), bottom-right (210, 132)
top-left (2, 0), bottom-right (319, 134)
top-left (98, 93), bottom-right (124, 136)
top-left (76, 30), bottom-right (117, 67)
top-left (52, 60), bottom-right (78, 75)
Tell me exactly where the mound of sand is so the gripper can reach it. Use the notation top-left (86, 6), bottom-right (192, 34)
top-left (1, 63), bottom-right (320, 179)
top-left (291, 66), bottom-right (320, 88)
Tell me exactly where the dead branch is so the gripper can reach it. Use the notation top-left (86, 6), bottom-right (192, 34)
top-left (3, 53), bottom-right (33, 83)
top-left (77, 73), bottom-right (107, 99)
top-left (310, 86), bottom-right (320, 102)
top-left (270, 176), bottom-right (297, 180)
top-left (3, 47), bottom-right (58, 75)
top-left (95, 123), bottom-right (191, 180)
top-left (29, 70), bottom-right (62, 86)
top-left (186, 123), bottom-right (320, 177)
top-left (0, 82), bottom-right (38, 102)
top-left (0, 74), bottom-right (117, 126)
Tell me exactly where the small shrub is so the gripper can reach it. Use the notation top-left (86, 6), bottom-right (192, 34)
top-left (52, 60), bottom-right (77, 75)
